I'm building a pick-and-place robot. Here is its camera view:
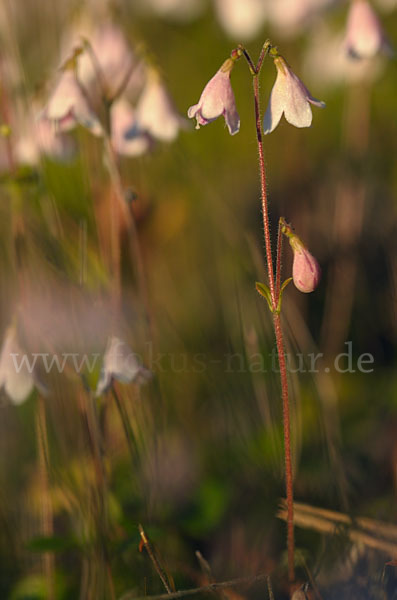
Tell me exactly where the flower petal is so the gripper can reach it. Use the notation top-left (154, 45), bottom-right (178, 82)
top-left (224, 105), bottom-right (240, 135)
top-left (263, 71), bottom-right (285, 135)
top-left (283, 72), bottom-right (313, 128)
top-left (200, 87), bottom-right (225, 121)
top-left (187, 103), bottom-right (199, 119)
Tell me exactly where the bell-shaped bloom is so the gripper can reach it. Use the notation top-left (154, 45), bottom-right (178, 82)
top-left (111, 98), bottom-right (152, 156)
top-left (16, 114), bottom-right (76, 165)
top-left (142, 0), bottom-right (205, 22)
top-left (187, 58), bottom-right (240, 135)
top-left (263, 56), bottom-right (325, 135)
top-left (214, 0), bottom-right (267, 41)
top-left (42, 67), bottom-right (102, 135)
top-left (0, 325), bottom-right (35, 404)
top-left (96, 336), bottom-right (151, 396)
top-left (344, 0), bottom-right (391, 59)
top-left (136, 70), bottom-right (185, 142)
top-left (290, 238), bottom-right (321, 293)
top-left (267, 0), bottom-right (336, 38)
top-left (78, 22), bottom-right (140, 101)
top-left (304, 24), bottom-right (384, 87)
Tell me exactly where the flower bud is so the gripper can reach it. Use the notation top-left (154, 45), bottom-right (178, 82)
top-left (290, 236), bottom-right (321, 293)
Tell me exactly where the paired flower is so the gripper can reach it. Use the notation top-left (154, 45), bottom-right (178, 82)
top-left (96, 336), bottom-right (151, 396)
top-left (43, 25), bottom-right (184, 152)
top-left (189, 50), bottom-right (324, 137)
top-left (187, 57), bottom-right (240, 135)
top-left (263, 55), bottom-right (325, 135)
top-left (344, 0), bottom-right (391, 59)
top-left (78, 22), bottom-right (139, 102)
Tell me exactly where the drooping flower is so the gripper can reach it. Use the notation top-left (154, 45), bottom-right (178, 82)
top-left (214, 0), bottom-right (267, 41)
top-left (0, 325), bottom-right (37, 404)
top-left (263, 55), bottom-right (325, 135)
top-left (344, 0), bottom-right (391, 59)
top-left (142, 0), bottom-right (205, 22)
top-left (42, 64), bottom-right (102, 135)
top-left (187, 57), bottom-right (240, 135)
top-left (111, 98), bottom-right (152, 157)
top-left (267, 0), bottom-right (336, 38)
top-left (77, 22), bottom-right (141, 101)
top-left (136, 69), bottom-right (185, 142)
top-left (16, 114), bottom-right (76, 165)
top-left (304, 24), bottom-right (384, 87)
top-left (96, 336), bottom-right (151, 396)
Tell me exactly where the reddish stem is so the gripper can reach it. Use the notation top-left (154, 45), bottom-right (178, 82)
top-left (273, 313), bottom-right (294, 584)
top-left (251, 71), bottom-right (295, 584)
top-left (275, 219), bottom-right (283, 303)
top-left (253, 75), bottom-right (276, 307)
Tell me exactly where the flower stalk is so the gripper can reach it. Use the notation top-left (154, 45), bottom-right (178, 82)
top-left (244, 44), bottom-right (295, 584)
top-left (188, 40), bottom-right (325, 587)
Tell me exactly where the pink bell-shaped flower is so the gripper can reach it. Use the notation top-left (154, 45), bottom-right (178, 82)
top-left (111, 98), bottom-right (152, 157)
top-left (43, 65), bottom-right (102, 135)
top-left (214, 0), bottom-right (267, 41)
top-left (136, 69), bottom-right (185, 142)
top-left (344, 0), bottom-right (391, 59)
top-left (0, 324), bottom-right (47, 404)
top-left (187, 57), bottom-right (240, 135)
top-left (0, 325), bottom-right (34, 404)
top-left (96, 336), bottom-right (151, 396)
top-left (263, 56), bottom-right (325, 135)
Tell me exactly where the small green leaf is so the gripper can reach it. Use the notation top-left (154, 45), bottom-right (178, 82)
top-left (255, 282), bottom-right (273, 313)
top-left (275, 277), bottom-right (292, 314)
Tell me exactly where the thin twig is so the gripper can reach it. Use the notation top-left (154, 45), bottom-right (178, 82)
top-left (35, 394), bottom-right (55, 600)
top-left (111, 384), bottom-right (140, 462)
top-left (266, 576), bottom-right (275, 600)
top-left (277, 500), bottom-right (397, 556)
top-left (139, 524), bottom-right (172, 594)
top-left (119, 572), bottom-right (269, 600)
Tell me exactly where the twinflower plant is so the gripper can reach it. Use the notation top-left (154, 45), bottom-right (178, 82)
top-left (188, 40), bottom-right (324, 589)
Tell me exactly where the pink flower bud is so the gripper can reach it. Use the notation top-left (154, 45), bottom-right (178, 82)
top-left (290, 238), bottom-right (321, 293)
top-left (187, 58), bottom-right (240, 135)
top-left (263, 56), bottom-right (325, 135)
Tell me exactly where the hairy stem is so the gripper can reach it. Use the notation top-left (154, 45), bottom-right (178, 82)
top-left (275, 219), bottom-right (283, 303)
top-left (251, 69), bottom-right (295, 584)
top-left (252, 75), bottom-right (276, 306)
top-left (273, 313), bottom-right (294, 583)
